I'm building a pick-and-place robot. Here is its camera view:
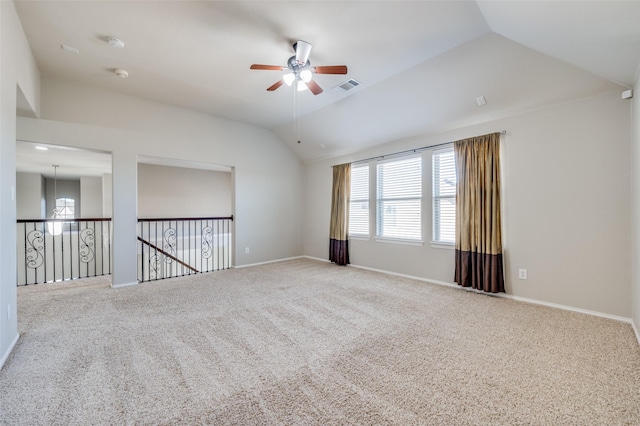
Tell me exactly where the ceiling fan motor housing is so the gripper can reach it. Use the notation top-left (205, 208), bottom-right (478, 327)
top-left (287, 56), bottom-right (310, 72)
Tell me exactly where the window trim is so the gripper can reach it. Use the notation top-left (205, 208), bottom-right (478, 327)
top-left (348, 162), bottom-right (370, 238)
top-left (432, 146), bottom-right (455, 245)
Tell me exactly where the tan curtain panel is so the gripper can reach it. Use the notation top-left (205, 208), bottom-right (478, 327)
top-left (329, 163), bottom-right (351, 265)
top-left (454, 133), bottom-right (504, 293)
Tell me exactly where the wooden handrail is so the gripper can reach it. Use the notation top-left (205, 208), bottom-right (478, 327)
top-left (137, 215), bottom-right (233, 222)
top-left (17, 218), bottom-right (112, 223)
top-left (137, 236), bottom-right (199, 273)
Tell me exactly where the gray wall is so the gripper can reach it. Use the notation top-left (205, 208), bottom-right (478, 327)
top-left (16, 172), bottom-right (44, 219)
top-left (632, 76), bottom-right (640, 339)
top-left (80, 176), bottom-right (103, 218)
top-left (102, 173), bottom-right (112, 218)
top-left (1, 0), bottom-right (41, 368)
top-left (45, 178), bottom-right (80, 218)
top-left (18, 75), bottom-right (304, 288)
top-left (304, 90), bottom-right (632, 319)
top-left (137, 164), bottom-right (231, 218)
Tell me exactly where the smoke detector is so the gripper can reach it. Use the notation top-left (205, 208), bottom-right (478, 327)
top-left (114, 68), bottom-right (128, 78)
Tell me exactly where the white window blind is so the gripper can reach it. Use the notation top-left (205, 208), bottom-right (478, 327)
top-left (376, 155), bottom-right (421, 240)
top-left (432, 147), bottom-right (455, 244)
top-left (349, 164), bottom-right (369, 236)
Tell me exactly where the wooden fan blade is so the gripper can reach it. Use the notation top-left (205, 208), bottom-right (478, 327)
top-left (267, 80), bottom-right (284, 91)
top-left (250, 64), bottom-right (284, 71)
top-left (313, 65), bottom-right (348, 75)
top-left (307, 79), bottom-right (323, 95)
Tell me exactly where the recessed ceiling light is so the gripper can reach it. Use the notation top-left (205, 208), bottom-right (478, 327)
top-left (60, 44), bottom-right (79, 54)
top-left (107, 37), bottom-right (125, 49)
top-left (35, 146), bottom-right (48, 151)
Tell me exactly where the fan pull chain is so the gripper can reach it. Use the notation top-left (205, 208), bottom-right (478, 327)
top-left (297, 90), bottom-right (302, 144)
top-left (294, 88), bottom-right (301, 144)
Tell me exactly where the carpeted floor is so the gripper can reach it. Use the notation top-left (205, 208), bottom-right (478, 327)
top-left (1, 258), bottom-right (639, 425)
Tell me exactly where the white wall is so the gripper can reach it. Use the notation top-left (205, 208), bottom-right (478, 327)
top-left (80, 176), bottom-right (103, 218)
top-left (16, 172), bottom-right (43, 219)
top-left (632, 76), bottom-right (640, 339)
top-left (102, 173), bottom-right (112, 218)
top-left (17, 76), bottom-right (304, 286)
top-left (137, 164), bottom-right (231, 218)
top-left (304, 90), bottom-right (631, 319)
top-left (1, 0), bottom-right (41, 368)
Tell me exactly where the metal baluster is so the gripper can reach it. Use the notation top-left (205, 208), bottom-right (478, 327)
top-left (108, 220), bottom-right (112, 275)
top-left (140, 220), bottom-right (144, 282)
top-left (22, 223), bottom-right (27, 285)
top-left (71, 220), bottom-right (75, 279)
top-left (100, 220), bottom-right (104, 276)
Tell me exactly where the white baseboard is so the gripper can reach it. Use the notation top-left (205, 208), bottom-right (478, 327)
top-left (344, 262), bottom-right (633, 325)
top-left (301, 255), bottom-right (330, 263)
top-left (498, 293), bottom-right (632, 324)
top-left (1, 333), bottom-right (20, 371)
top-left (348, 262), bottom-right (460, 289)
top-left (234, 256), bottom-right (305, 269)
top-left (248, 257), bottom-right (638, 339)
top-left (111, 281), bottom-right (138, 289)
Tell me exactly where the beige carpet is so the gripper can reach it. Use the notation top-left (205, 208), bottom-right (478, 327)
top-left (1, 258), bottom-right (639, 425)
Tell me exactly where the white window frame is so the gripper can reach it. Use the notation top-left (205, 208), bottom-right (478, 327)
top-left (349, 163), bottom-right (370, 238)
top-left (55, 197), bottom-right (75, 220)
top-left (432, 147), bottom-right (455, 246)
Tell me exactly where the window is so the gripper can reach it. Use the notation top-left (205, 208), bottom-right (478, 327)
top-left (432, 147), bottom-right (455, 244)
top-left (349, 164), bottom-right (369, 236)
top-left (55, 197), bottom-right (75, 220)
top-left (376, 155), bottom-right (422, 241)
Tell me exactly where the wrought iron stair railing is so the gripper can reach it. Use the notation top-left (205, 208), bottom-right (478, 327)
top-left (17, 218), bottom-right (112, 285)
top-left (137, 216), bottom-right (233, 282)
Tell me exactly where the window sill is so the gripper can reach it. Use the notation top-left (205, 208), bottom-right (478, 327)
top-left (430, 242), bottom-right (454, 250)
top-left (375, 237), bottom-right (424, 247)
top-left (349, 235), bottom-right (370, 241)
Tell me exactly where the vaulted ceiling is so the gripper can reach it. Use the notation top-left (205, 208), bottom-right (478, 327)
top-left (14, 1), bottom-right (640, 164)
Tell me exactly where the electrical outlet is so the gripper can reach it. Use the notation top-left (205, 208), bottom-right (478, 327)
top-left (245, 247), bottom-right (250, 254)
top-left (518, 269), bottom-right (528, 280)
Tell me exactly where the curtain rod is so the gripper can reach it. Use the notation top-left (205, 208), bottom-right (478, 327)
top-left (346, 130), bottom-right (507, 166)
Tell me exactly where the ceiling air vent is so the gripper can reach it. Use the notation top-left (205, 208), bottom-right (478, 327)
top-left (333, 79), bottom-right (361, 93)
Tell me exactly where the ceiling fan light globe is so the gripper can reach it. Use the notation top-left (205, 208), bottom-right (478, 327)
top-left (283, 72), bottom-right (295, 86)
top-left (300, 69), bottom-right (312, 83)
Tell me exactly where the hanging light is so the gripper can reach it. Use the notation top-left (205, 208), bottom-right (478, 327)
top-left (47, 165), bottom-right (63, 236)
top-left (299, 69), bottom-right (312, 83)
top-left (283, 72), bottom-right (295, 86)
top-left (296, 80), bottom-right (308, 91)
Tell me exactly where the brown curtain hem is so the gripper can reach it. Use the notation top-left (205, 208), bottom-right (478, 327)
top-left (454, 249), bottom-right (504, 293)
top-left (329, 239), bottom-right (349, 266)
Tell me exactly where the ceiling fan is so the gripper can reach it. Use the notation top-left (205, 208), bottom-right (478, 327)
top-left (250, 41), bottom-right (348, 95)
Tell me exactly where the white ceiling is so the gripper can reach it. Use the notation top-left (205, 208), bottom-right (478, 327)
top-left (13, 0), bottom-right (640, 168)
top-left (16, 141), bottom-right (111, 179)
